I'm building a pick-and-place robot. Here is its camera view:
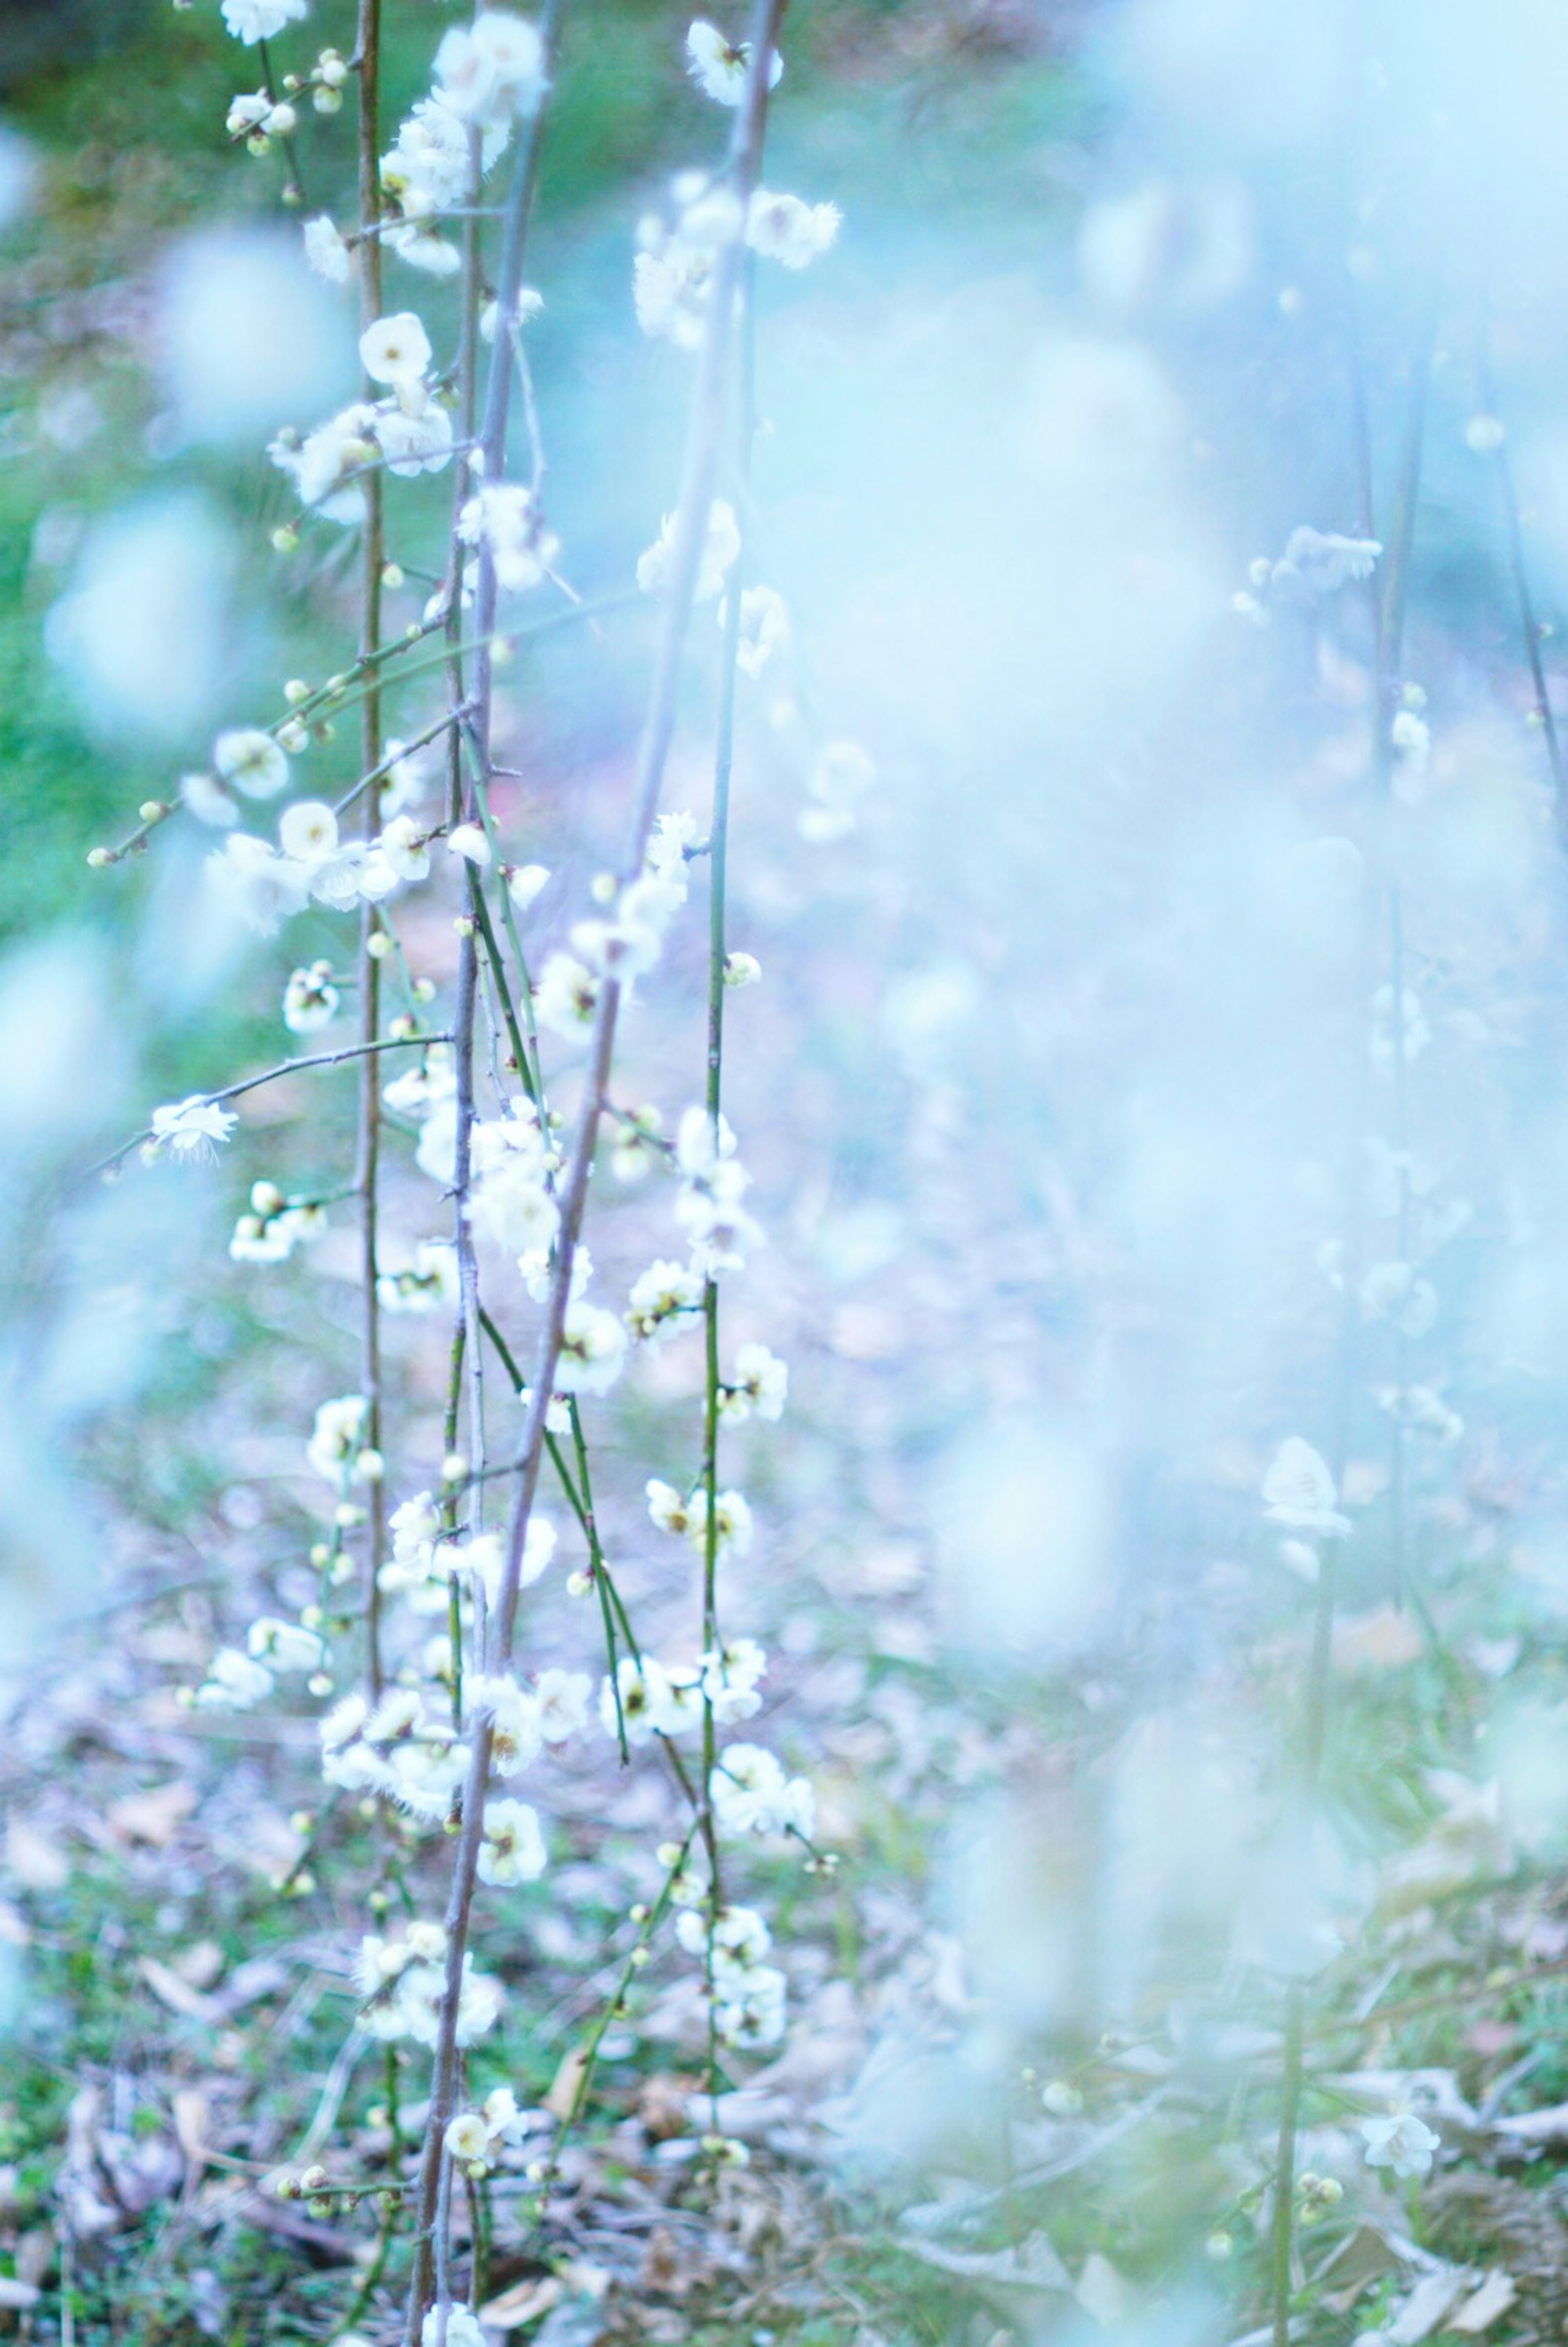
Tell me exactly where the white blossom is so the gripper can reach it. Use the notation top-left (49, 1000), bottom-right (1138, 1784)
top-left (247, 1617), bottom-right (324, 1672)
top-left (1361, 2113), bottom-right (1440, 2180)
top-left (535, 1667), bottom-right (592, 1743)
top-left (457, 481), bottom-right (559, 593)
top-left (534, 951), bottom-right (600, 1040)
top-left (1271, 526), bottom-right (1383, 595)
top-left (685, 18), bottom-right (782, 105)
top-left (307, 1393), bottom-right (369, 1483)
top-left (304, 214), bottom-right (351, 285)
top-left (436, 11), bottom-right (547, 125)
top-left (360, 312), bottom-right (433, 415)
top-left (374, 401), bottom-right (454, 476)
top-left (149, 1095), bottom-right (238, 1160)
top-left (214, 727), bottom-right (289, 800)
top-left (745, 188), bottom-right (840, 270)
top-left (720, 1342), bottom-right (788, 1423)
top-left (710, 1743), bottom-right (814, 1838)
top-left (722, 583), bottom-right (788, 677)
top-left (221, 0), bottom-right (308, 43)
top-left (555, 1301), bottom-right (628, 1396)
top-left (477, 1796), bottom-right (547, 1886)
top-left (637, 498), bottom-right (739, 601)
top-left (283, 960), bottom-right (339, 1033)
top-left (599, 1655), bottom-right (672, 1746)
top-left (1261, 1436), bottom-right (1351, 1539)
top-left (194, 1646), bottom-right (274, 1710)
top-left (627, 1258), bottom-right (702, 1343)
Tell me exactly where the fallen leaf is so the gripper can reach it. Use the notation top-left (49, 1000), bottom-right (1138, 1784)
top-left (1389, 2267), bottom-right (1476, 2345)
top-left (1077, 2252), bottom-right (1136, 2325)
top-left (107, 1783), bottom-right (196, 1848)
top-left (138, 1957), bottom-right (219, 2022)
top-left (6, 1817), bottom-right (69, 1891)
top-left (1447, 2271), bottom-right (1517, 2333)
top-left (172, 2088), bottom-right (209, 2168)
top-left (1335, 1604), bottom-right (1423, 1671)
top-left (479, 2275), bottom-right (563, 2331)
top-left (544, 2046), bottom-right (591, 2123)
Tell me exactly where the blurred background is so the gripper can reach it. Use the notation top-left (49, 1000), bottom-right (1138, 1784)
top-left (9, 0), bottom-right (1568, 2338)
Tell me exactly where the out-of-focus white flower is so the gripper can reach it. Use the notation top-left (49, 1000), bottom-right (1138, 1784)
top-left (448, 822), bottom-right (491, 866)
top-left (701, 1635), bottom-right (767, 1725)
top-left (1390, 707), bottom-right (1430, 773)
top-left (422, 2306), bottom-right (487, 2347)
top-left (360, 311), bottom-right (432, 417)
top-left (637, 498), bottom-right (739, 601)
top-left (685, 18), bottom-right (782, 105)
top-left (436, 11), bottom-right (547, 124)
top-left (150, 1095), bottom-right (238, 1159)
top-left (1375, 1385), bottom-right (1464, 1442)
top-left (1371, 983), bottom-right (1430, 1065)
top-left (599, 1655), bottom-right (673, 1746)
top-left (194, 1647), bottom-right (274, 1709)
top-left (710, 1743), bottom-right (814, 1838)
top-left (221, 0), bottom-right (308, 44)
top-left (1271, 526), bottom-right (1382, 595)
top-left (307, 1393), bottom-right (369, 1483)
top-left (215, 727), bottom-right (289, 799)
top-left (556, 1302), bottom-right (628, 1396)
top-left (1465, 415), bottom-right (1506, 455)
top-left (379, 813), bottom-right (430, 883)
top-left (247, 1616), bottom-right (325, 1672)
top-left (477, 1796), bottom-right (547, 1885)
top-left (535, 1667), bottom-right (591, 1742)
top-left (745, 188), bottom-right (840, 269)
top-left (1261, 1436), bottom-right (1351, 1539)
top-left (374, 401), bottom-right (454, 476)
top-left (534, 952), bottom-right (599, 1040)
top-left (304, 214), bottom-right (351, 285)
top-left (181, 771), bottom-right (240, 828)
top-left (378, 1240), bottom-right (460, 1314)
top-left (205, 833), bottom-right (310, 934)
top-left (457, 481), bottom-right (559, 592)
top-left (1361, 2112), bottom-right (1440, 2179)
top-left (278, 799), bottom-right (339, 863)
top-left (719, 1341), bottom-right (788, 1423)
top-left (627, 1258), bottom-right (702, 1343)
top-left (507, 861), bottom-right (550, 910)
top-left (721, 583), bottom-right (788, 678)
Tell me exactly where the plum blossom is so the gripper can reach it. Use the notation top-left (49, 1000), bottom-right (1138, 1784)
top-left (283, 961), bottom-right (339, 1033)
top-left (685, 18), bottom-right (783, 105)
top-left (149, 1096), bottom-right (238, 1160)
top-left (214, 727), bottom-right (288, 800)
top-left (745, 188), bottom-right (840, 270)
top-left (221, 0), bottom-right (308, 42)
top-left (304, 215), bottom-right (350, 285)
top-left (1261, 1437), bottom-right (1351, 1540)
top-left (1361, 2113), bottom-right (1440, 2180)
top-left (637, 498), bottom-right (739, 600)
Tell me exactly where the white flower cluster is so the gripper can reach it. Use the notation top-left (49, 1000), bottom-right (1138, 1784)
top-left (379, 1491), bottom-right (557, 1617)
top-left (147, 1096), bottom-right (237, 1163)
top-left (193, 1612), bottom-right (325, 1711)
top-left (204, 783), bottom-right (434, 938)
top-left (674, 1902), bottom-right (786, 2049)
top-left (367, 13), bottom-right (544, 276)
top-left (231, 1178), bottom-right (328, 1265)
top-left (599, 1636), bottom-right (765, 1746)
top-left (443, 2086), bottom-right (531, 2172)
top-left (354, 1919), bottom-right (503, 2046)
